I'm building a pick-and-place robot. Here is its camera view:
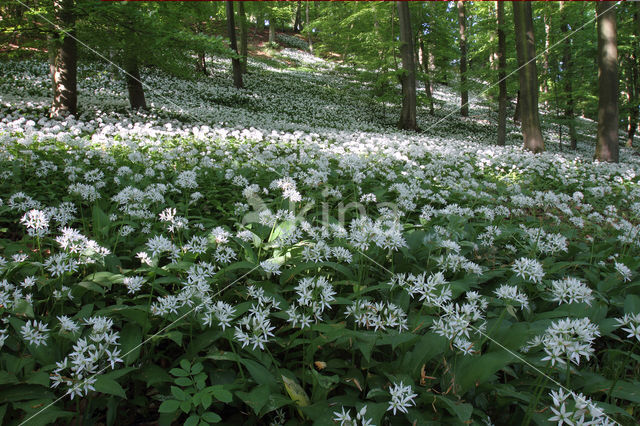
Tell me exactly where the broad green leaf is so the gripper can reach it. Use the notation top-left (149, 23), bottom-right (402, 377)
top-left (237, 384), bottom-right (270, 414)
top-left (201, 412), bottom-right (222, 423)
top-left (94, 377), bottom-right (126, 398)
top-left (158, 399), bottom-right (180, 413)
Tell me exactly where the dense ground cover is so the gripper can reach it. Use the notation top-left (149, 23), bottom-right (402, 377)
top-left (1, 47), bottom-right (639, 425)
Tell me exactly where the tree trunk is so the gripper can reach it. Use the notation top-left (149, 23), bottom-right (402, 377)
top-left (595, 1), bottom-right (619, 162)
top-left (306, 0), bottom-right (313, 53)
top-left (627, 2), bottom-right (639, 148)
top-left (457, 1), bottom-right (468, 117)
top-left (50, 0), bottom-right (77, 117)
top-left (269, 19), bottom-right (276, 43)
top-left (125, 51), bottom-right (146, 110)
top-left (397, 1), bottom-right (417, 131)
top-left (419, 36), bottom-right (435, 116)
top-left (497, 1), bottom-right (507, 146)
top-left (541, 11), bottom-right (550, 107)
top-left (226, 1), bottom-right (243, 89)
top-left (196, 52), bottom-right (207, 75)
top-left (294, 1), bottom-right (302, 32)
top-left (560, 1), bottom-right (578, 149)
top-left (513, 1), bottom-right (545, 153)
top-left (513, 90), bottom-right (521, 123)
top-left (238, 1), bottom-right (248, 74)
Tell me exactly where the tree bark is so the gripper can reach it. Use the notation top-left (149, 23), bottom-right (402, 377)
top-left (513, 90), bottom-right (521, 123)
top-left (226, 1), bottom-right (243, 89)
top-left (269, 19), bottom-right (276, 43)
top-left (627, 2), bottom-right (639, 148)
top-left (457, 1), bottom-right (468, 117)
top-left (50, 0), bottom-right (77, 117)
top-left (419, 36), bottom-right (435, 116)
top-left (559, 1), bottom-right (578, 149)
top-left (541, 10), bottom-right (550, 106)
top-left (238, 1), bottom-right (248, 74)
top-left (595, 1), bottom-right (619, 162)
top-left (125, 51), bottom-right (146, 110)
top-left (294, 1), bottom-right (302, 32)
top-left (513, 1), bottom-right (545, 153)
top-left (306, 0), bottom-right (313, 53)
top-left (397, 1), bottom-right (417, 131)
top-left (497, 1), bottom-right (507, 146)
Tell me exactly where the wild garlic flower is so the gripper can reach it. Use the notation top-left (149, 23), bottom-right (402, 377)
top-left (512, 257), bottom-right (545, 284)
top-left (123, 276), bottom-right (145, 294)
top-left (614, 261), bottom-right (632, 282)
top-left (494, 284), bottom-right (529, 310)
top-left (431, 292), bottom-right (487, 350)
top-left (525, 317), bottom-right (600, 366)
top-left (20, 209), bottom-right (49, 237)
top-left (333, 406), bottom-right (375, 426)
top-left (389, 271), bottom-right (451, 307)
top-left (387, 381), bottom-right (417, 415)
top-left (21, 320), bottom-right (50, 346)
top-left (548, 388), bottom-right (614, 426)
top-left (345, 300), bottom-right (408, 332)
top-left (548, 277), bottom-right (594, 306)
top-left (615, 313), bottom-right (640, 342)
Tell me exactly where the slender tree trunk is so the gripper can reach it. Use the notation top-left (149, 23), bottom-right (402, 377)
top-left (497, 1), bottom-right (507, 146)
top-left (397, 1), bottom-right (417, 131)
top-left (226, 1), bottom-right (243, 89)
top-left (541, 10), bottom-right (551, 107)
top-left (560, 1), bottom-right (578, 149)
top-left (513, 90), bottom-right (521, 123)
top-left (513, 1), bottom-right (545, 153)
top-left (125, 51), bottom-right (146, 110)
top-left (50, 0), bottom-right (77, 117)
top-left (627, 2), bottom-right (639, 147)
top-left (306, 0), bottom-right (313, 53)
top-left (269, 19), bottom-right (276, 43)
top-left (420, 36), bottom-right (435, 116)
top-left (457, 1), bottom-right (468, 117)
top-left (294, 1), bottom-right (302, 32)
top-left (238, 1), bottom-right (248, 74)
top-left (595, 1), bottom-right (619, 162)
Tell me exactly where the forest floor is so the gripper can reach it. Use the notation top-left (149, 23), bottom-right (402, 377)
top-left (0, 35), bottom-right (639, 425)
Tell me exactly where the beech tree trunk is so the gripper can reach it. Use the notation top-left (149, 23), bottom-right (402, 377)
top-left (497, 1), bottom-right (507, 146)
top-left (419, 36), bottom-right (435, 116)
top-left (294, 1), bottom-right (302, 32)
top-left (595, 1), bottom-right (619, 162)
top-left (541, 11), bottom-right (550, 107)
top-left (50, 0), bottom-right (77, 117)
top-left (306, 1), bottom-right (313, 53)
top-left (226, 1), bottom-right (243, 89)
top-left (269, 19), bottom-right (276, 43)
top-left (560, 1), bottom-right (578, 149)
top-left (238, 1), bottom-right (248, 74)
top-left (513, 1), bottom-right (545, 153)
top-left (457, 1), bottom-right (468, 117)
top-left (125, 46), bottom-right (146, 110)
top-left (627, 2), bottom-right (639, 148)
top-left (397, 1), bottom-right (417, 131)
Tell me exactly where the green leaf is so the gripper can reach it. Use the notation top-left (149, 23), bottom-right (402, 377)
top-left (454, 350), bottom-right (515, 393)
top-left (92, 205), bottom-right (110, 239)
top-left (236, 384), bottom-right (270, 414)
top-left (209, 386), bottom-right (233, 403)
top-left (201, 412), bottom-right (222, 423)
top-left (170, 368), bottom-right (189, 377)
top-left (171, 386), bottom-right (187, 401)
top-left (282, 375), bottom-right (310, 408)
top-left (184, 414), bottom-right (199, 426)
top-left (139, 364), bottom-right (173, 387)
top-left (435, 395), bottom-right (473, 421)
top-left (611, 381), bottom-right (640, 404)
top-left (175, 377), bottom-right (192, 387)
top-left (158, 399), bottom-right (180, 413)
top-left (94, 377), bottom-right (126, 398)
top-left (624, 294), bottom-right (640, 314)
top-left (119, 324), bottom-right (142, 365)
top-left (12, 299), bottom-right (34, 318)
top-left (201, 392), bottom-right (213, 409)
top-left (180, 359), bottom-right (191, 372)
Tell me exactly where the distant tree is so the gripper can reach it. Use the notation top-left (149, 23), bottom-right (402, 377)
top-left (397, 1), bottom-right (417, 131)
top-left (50, 0), bottom-right (77, 117)
top-left (595, 1), bottom-right (619, 162)
top-left (559, 1), bottom-right (578, 149)
top-left (237, 1), bottom-right (248, 74)
top-left (457, 1), bottom-right (468, 117)
top-left (496, 0), bottom-right (507, 146)
top-left (226, 1), bottom-right (243, 89)
top-left (512, 1), bottom-right (545, 153)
